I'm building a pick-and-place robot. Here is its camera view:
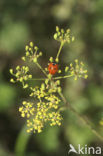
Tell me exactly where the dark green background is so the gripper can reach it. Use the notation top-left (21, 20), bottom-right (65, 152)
top-left (0, 0), bottom-right (103, 156)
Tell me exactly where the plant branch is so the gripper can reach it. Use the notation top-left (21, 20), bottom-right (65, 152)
top-left (58, 91), bottom-right (103, 142)
top-left (53, 75), bottom-right (73, 80)
top-left (36, 62), bottom-right (48, 77)
top-left (56, 42), bottom-right (64, 61)
top-left (28, 78), bottom-right (46, 81)
top-left (29, 75), bottom-right (73, 81)
top-left (15, 124), bottom-right (31, 156)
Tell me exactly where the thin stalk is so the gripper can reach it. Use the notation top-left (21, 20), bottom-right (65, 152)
top-left (58, 91), bottom-right (103, 142)
top-left (36, 62), bottom-right (48, 77)
top-left (15, 124), bottom-right (31, 156)
top-left (28, 75), bottom-right (73, 81)
top-left (56, 42), bottom-right (64, 61)
top-left (28, 78), bottom-right (46, 81)
top-left (53, 75), bottom-right (73, 80)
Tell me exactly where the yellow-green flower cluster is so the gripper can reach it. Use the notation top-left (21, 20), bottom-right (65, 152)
top-left (54, 26), bottom-right (75, 44)
top-left (45, 94), bottom-right (61, 109)
top-left (19, 101), bottom-right (35, 118)
top-left (48, 112), bottom-right (62, 126)
top-left (25, 105), bottom-right (62, 133)
top-left (22, 42), bottom-right (42, 63)
top-left (46, 79), bottom-right (62, 93)
top-left (10, 66), bottom-right (32, 88)
top-left (66, 59), bottom-right (88, 80)
top-left (19, 80), bottom-right (62, 133)
top-left (30, 84), bottom-right (46, 99)
top-left (27, 118), bottom-right (43, 133)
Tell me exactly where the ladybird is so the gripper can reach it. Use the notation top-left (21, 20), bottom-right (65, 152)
top-left (48, 62), bottom-right (58, 75)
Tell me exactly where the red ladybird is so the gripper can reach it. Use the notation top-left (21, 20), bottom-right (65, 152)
top-left (48, 62), bottom-right (58, 75)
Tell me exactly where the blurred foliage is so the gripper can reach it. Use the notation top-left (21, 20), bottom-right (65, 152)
top-left (35, 126), bottom-right (60, 153)
top-left (0, 0), bottom-right (103, 156)
top-left (0, 21), bottom-right (29, 54)
top-left (0, 82), bottom-right (16, 111)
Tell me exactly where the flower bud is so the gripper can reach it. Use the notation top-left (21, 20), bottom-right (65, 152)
top-left (25, 45), bottom-right (29, 51)
top-left (49, 57), bottom-right (53, 62)
top-left (33, 57), bottom-right (37, 63)
top-left (23, 84), bottom-right (28, 89)
top-left (26, 51), bottom-right (30, 56)
top-left (56, 26), bottom-right (59, 32)
top-left (55, 58), bottom-right (59, 63)
top-left (54, 33), bottom-right (58, 40)
top-left (10, 69), bottom-right (13, 74)
top-left (21, 57), bottom-right (26, 61)
top-left (10, 78), bottom-right (15, 83)
top-left (65, 66), bottom-right (69, 72)
top-left (30, 42), bottom-right (34, 47)
top-left (72, 36), bottom-right (75, 42)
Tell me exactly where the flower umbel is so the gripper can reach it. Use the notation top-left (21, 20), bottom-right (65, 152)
top-left (19, 101), bottom-right (35, 118)
top-left (10, 66), bottom-right (32, 88)
top-left (22, 42), bottom-right (42, 63)
top-left (69, 59), bottom-right (88, 80)
top-left (54, 26), bottom-right (74, 44)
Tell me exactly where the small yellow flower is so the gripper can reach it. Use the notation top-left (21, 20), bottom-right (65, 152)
top-left (10, 78), bottom-right (15, 83)
top-left (25, 45), bottom-right (29, 51)
top-left (30, 42), bottom-right (34, 47)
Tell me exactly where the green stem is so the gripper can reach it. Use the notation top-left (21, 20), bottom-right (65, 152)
top-left (36, 62), bottom-right (48, 77)
top-left (28, 75), bottom-right (73, 81)
top-left (58, 91), bottom-right (103, 142)
top-left (56, 42), bottom-right (64, 61)
top-left (15, 124), bottom-right (31, 156)
top-left (53, 75), bottom-right (73, 80)
top-left (28, 78), bottom-right (46, 81)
